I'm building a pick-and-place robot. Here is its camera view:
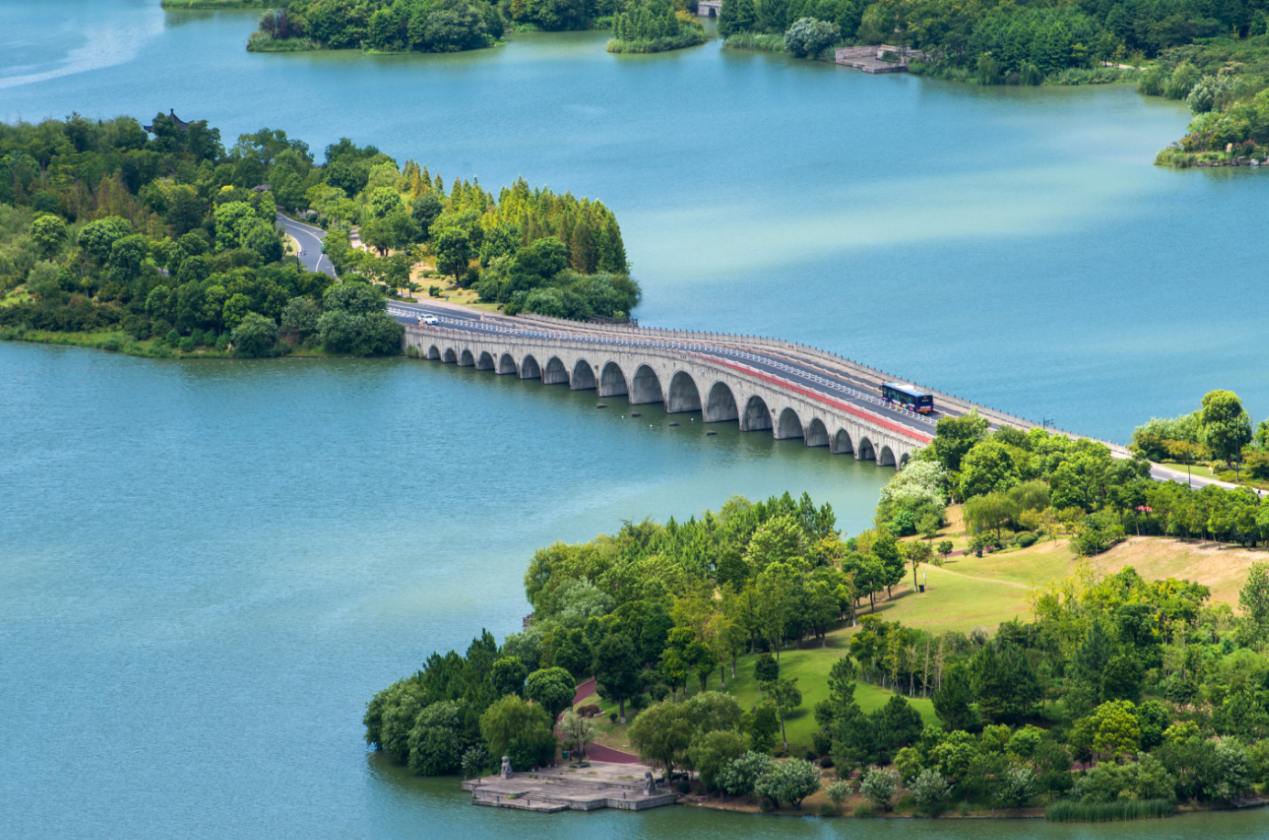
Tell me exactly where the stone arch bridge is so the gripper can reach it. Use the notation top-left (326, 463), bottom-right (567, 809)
top-left (405, 325), bottom-right (931, 468)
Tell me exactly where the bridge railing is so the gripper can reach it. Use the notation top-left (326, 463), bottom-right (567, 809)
top-left (404, 324), bottom-right (932, 444)
top-left (510, 312), bottom-right (1133, 458)
top-left (393, 310), bottom-right (937, 430)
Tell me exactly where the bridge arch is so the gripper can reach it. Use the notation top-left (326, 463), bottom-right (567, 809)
top-left (497, 353), bottom-right (517, 375)
top-left (600, 362), bottom-right (628, 397)
top-left (543, 356), bottom-right (568, 385)
top-left (459, 349), bottom-right (475, 367)
top-left (856, 437), bottom-right (876, 462)
top-left (427, 345), bottom-right (441, 361)
top-left (831, 428), bottom-right (854, 455)
top-left (775, 407), bottom-right (804, 440)
top-left (443, 348), bottom-right (457, 364)
top-left (878, 445), bottom-right (897, 467)
top-left (667, 371), bottom-right (702, 414)
top-left (898, 451), bottom-right (911, 470)
top-left (572, 359), bottom-right (597, 391)
top-left (476, 351), bottom-right (495, 371)
top-left (704, 381), bottom-right (739, 423)
top-left (741, 395), bottom-right (773, 432)
top-left (520, 354), bottom-right (541, 380)
top-left (631, 365), bottom-right (664, 405)
top-left (805, 418), bottom-right (829, 447)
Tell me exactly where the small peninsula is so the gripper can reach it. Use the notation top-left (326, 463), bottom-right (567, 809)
top-left (0, 113), bottom-right (635, 359)
top-left (367, 411), bottom-right (1269, 820)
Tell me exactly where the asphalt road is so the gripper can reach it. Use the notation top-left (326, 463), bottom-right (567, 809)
top-left (277, 214), bottom-right (337, 278)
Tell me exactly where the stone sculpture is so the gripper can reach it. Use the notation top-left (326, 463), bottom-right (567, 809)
top-left (500, 755), bottom-right (512, 779)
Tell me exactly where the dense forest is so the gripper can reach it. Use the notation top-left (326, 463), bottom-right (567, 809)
top-left (249, 0), bottom-right (616, 52)
top-left (366, 410), bottom-right (1269, 816)
top-left (0, 112), bottom-right (636, 356)
top-left (608, 0), bottom-right (707, 53)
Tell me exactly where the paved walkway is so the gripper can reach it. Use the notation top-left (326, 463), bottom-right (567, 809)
top-left (585, 743), bottom-right (642, 764)
top-left (566, 679), bottom-right (641, 764)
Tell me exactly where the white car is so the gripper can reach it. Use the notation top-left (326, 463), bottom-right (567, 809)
top-left (421, 315), bottom-right (439, 326)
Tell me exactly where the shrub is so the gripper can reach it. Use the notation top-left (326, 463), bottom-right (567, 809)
top-left (860, 768), bottom-right (899, 812)
top-left (854, 803), bottom-right (872, 817)
top-left (608, 711), bottom-right (618, 723)
top-left (820, 756), bottom-right (834, 769)
top-left (784, 17), bottom-right (839, 58)
top-left (178, 336), bottom-right (195, 353)
top-left (677, 780), bottom-right (691, 793)
top-left (101, 336), bottom-right (122, 352)
top-left (215, 333), bottom-right (230, 352)
top-left (1014, 532), bottom-right (1037, 547)
top-left (912, 767), bottom-right (951, 815)
top-left (165, 329), bottom-right (180, 347)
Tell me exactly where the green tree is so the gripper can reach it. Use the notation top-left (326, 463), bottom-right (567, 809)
top-left (754, 758), bottom-right (822, 809)
top-left (933, 662), bottom-right (976, 731)
top-left (718, 0), bottom-right (756, 36)
top-left (432, 227), bottom-right (473, 281)
top-left (717, 750), bottom-right (774, 797)
top-left (859, 767), bottom-right (899, 812)
top-left (687, 730), bottom-right (747, 792)
top-left (912, 767), bottom-right (951, 815)
top-left (931, 411), bottom-right (989, 476)
top-left (407, 700), bottom-right (465, 775)
top-left (747, 701), bottom-right (780, 754)
top-left (784, 17), bottom-right (839, 57)
top-left (525, 666), bottom-right (575, 720)
top-left (763, 676), bottom-right (803, 748)
top-left (231, 312), bottom-right (278, 357)
top-left (411, 192), bottom-right (444, 241)
top-left (490, 656), bottom-right (529, 697)
top-left (1239, 561), bottom-right (1269, 648)
top-left (628, 699), bottom-right (694, 775)
top-left (559, 708), bottom-right (596, 757)
top-left (592, 633), bottom-right (642, 723)
top-left (1200, 390), bottom-right (1253, 473)
top-left (30, 215), bottom-right (67, 259)
top-left (479, 694), bottom-right (554, 762)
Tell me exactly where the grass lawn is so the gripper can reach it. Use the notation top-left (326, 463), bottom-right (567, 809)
top-left (575, 530), bottom-right (1260, 758)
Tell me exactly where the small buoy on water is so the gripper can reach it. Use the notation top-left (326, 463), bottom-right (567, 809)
top-left (631, 412), bottom-right (641, 417)
top-left (668, 422), bottom-right (680, 427)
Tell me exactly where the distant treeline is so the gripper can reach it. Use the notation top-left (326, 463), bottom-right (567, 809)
top-left (249, 0), bottom-right (619, 53)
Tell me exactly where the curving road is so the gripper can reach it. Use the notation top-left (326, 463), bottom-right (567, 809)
top-left (277, 213), bottom-right (337, 278)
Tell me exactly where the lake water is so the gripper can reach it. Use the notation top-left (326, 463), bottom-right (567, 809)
top-left (2, 2), bottom-right (1267, 838)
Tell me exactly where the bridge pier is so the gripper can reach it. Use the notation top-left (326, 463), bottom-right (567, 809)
top-left (401, 326), bottom-right (928, 471)
top-left (741, 396), bottom-right (772, 432)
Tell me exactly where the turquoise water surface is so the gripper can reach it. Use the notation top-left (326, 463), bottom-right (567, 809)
top-left (2, 2), bottom-right (1267, 837)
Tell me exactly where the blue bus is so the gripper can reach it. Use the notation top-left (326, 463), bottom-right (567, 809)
top-left (881, 382), bottom-right (934, 414)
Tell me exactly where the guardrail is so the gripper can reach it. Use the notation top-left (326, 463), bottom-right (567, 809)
top-left (392, 310), bottom-right (936, 427)
top-left (405, 324), bottom-right (933, 444)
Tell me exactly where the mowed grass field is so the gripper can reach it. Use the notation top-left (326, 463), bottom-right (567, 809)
top-left (580, 519), bottom-right (1267, 753)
